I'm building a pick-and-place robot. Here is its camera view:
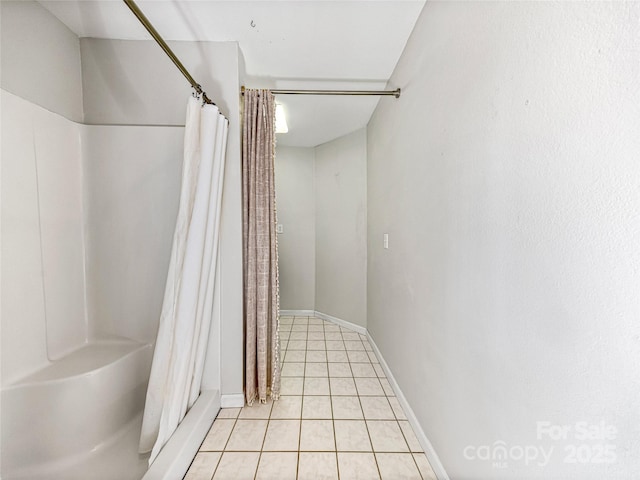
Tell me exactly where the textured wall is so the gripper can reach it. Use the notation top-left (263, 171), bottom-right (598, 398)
top-left (315, 129), bottom-right (367, 328)
top-left (367, 2), bottom-right (640, 478)
top-left (275, 146), bottom-right (316, 311)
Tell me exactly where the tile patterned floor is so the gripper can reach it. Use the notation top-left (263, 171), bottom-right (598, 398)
top-left (184, 316), bottom-right (438, 480)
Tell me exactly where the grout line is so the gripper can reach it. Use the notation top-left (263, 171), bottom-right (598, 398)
top-left (191, 316), bottom-right (421, 479)
top-left (325, 319), bottom-right (341, 480)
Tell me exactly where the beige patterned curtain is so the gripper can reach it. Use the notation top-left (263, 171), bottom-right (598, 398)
top-left (242, 89), bottom-right (281, 405)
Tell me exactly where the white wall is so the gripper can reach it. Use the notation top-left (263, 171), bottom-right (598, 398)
top-left (1, 1), bottom-right (86, 385)
top-left (0, 1), bottom-right (83, 122)
top-left (367, 2), bottom-right (640, 479)
top-left (80, 39), bottom-right (244, 397)
top-left (315, 129), bottom-right (367, 328)
top-left (275, 146), bottom-right (316, 311)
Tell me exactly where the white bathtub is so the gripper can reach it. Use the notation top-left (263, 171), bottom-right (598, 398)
top-left (1, 338), bottom-right (153, 480)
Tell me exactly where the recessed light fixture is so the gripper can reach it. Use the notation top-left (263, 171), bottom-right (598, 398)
top-left (275, 104), bottom-right (288, 133)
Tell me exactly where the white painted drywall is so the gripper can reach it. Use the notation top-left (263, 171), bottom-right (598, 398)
top-left (367, 2), bottom-right (640, 478)
top-left (0, 1), bottom-right (83, 122)
top-left (274, 146), bottom-right (316, 311)
top-left (80, 39), bottom-right (243, 397)
top-left (315, 129), bottom-right (367, 328)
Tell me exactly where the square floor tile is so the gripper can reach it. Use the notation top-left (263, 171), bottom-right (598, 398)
top-left (373, 364), bottom-right (386, 378)
top-left (262, 419), bottom-right (300, 451)
top-left (363, 341), bottom-right (374, 352)
top-left (355, 378), bottom-right (385, 396)
top-left (293, 316), bottom-right (309, 323)
top-left (216, 408), bottom-right (241, 419)
top-left (326, 340), bottom-right (346, 351)
top-left (399, 421), bottom-right (422, 452)
top-left (325, 332), bottom-right (343, 341)
top-left (344, 340), bottom-right (365, 351)
top-left (389, 397), bottom-right (407, 420)
top-left (367, 421), bottom-right (409, 452)
top-left (337, 452), bottom-right (379, 479)
top-left (289, 331), bottom-right (308, 340)
top-left (324, 325), bottom-right (340, 333)
top-left (299, 420), bottom-right (335, 451)
top-left (239, 399), bottom-right (273, 419)
top-left (332, 396), bottom-right (364, 420)
top-left (270, 395), bottom-right (302, 419)
top-left (342, 332), bottom-right (361, 341)
top-left (347, 351), bottom-right (371, 363)
top-left (351, 363), bottom-right (377, 378)
top-left (284, 350), bottom-right (306, 363)
top-left (280, 377), bottom-right (304, 395)
top-left (282, 362), bottom-right (305, 377)
top-left (305, 362), bottom-right (329, 377)
top-left (255, 452), bottom-right (298, 480)
top-left (308, 325), bottom-right (324, 332)
top-left (379, 378), bottom-right (394, 396)
top-left (287, 340), bottom-right (307, 350)
top-left (334, 420), bottom-right (372, 452)
top-left (375, 453), bottom-right (421, 479)
top-left (298, 452), bottom-right (338, 480)
top-left (302, 395), bottom-right (332, 419)
top-left (328, 362), bottom-right (353, 377)
top-left (291, 325), bottom-right (307, 332)
top-left (307, 340), bottom-right (326, 350)
top-left (307, 332), bottom-right (325, 341)
top-left (201, 419), bottom-right (235, 450)
top-left (330, 377), bottom-right (358, 396)
top-left (413, 453), bottom-right (437, 480)
top-left (226, 419), bottom-right (268, 451)
top-left (367, 351), bottom-right (379, 363)
top-left (280, 317), bottom-right (293, 324)
top-left (304, 377), bottom-right (330, 395)
top-left (360, 397), bottom-right (395, 420)
top-left (184, 452), bottom-right (221, 480)
top-left (306, 350), bottom-right (327, 362)
top-left (212, 452), bottom-right (260, 480)
top-left (309, 317), bottom-right (323, 325)
top-left (327, 350), bottom-right (349, 362)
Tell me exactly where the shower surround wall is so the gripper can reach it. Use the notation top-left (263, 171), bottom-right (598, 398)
top-left (1, 1), bottom-right (243, 477)
top-left (1, 0), bottom-right (86, 385)
top-left (80, 39), bottom-right (244, 395)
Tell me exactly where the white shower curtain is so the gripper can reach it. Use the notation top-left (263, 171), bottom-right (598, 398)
top-left (139, 94), bottom-right (228, 464)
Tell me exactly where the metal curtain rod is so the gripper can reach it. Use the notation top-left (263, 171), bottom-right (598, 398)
top-left (241, 86), bottom-right (401, 98)
top-left (122, 0), bottom-right (215, 105)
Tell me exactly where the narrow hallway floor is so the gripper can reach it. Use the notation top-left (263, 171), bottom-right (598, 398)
top-left (184, 315), bottom-right (438, 480)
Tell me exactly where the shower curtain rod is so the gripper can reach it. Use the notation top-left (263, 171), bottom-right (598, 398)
top-left (122, 0), bottom-right (215, 105)
top-left (241, 86), bottom-right (401, 98)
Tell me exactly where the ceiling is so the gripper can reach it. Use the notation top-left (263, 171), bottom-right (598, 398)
top-left (39, 0), bottom-right (425, 147)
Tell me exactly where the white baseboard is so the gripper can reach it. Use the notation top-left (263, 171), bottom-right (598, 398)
top-left (366, 333), bottom-right (450, 480)
top-left (314, 311), bottom-right (367, 335)
top-left (280, 309), bottom-right (315, 317)
top-left (220, 393), bottom-right (245, 408)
